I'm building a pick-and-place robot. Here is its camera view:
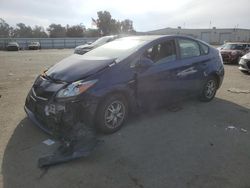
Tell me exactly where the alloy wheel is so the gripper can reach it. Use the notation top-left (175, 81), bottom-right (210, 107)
top-left (104, 100), bottom-right (126, 129)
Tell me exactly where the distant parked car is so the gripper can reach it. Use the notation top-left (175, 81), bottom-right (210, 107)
top-left (74, 35), bottom-right (117, 55)
top-left (217, 44), bottom-right (225, 50)
top-left (219, 42), bottom-right (250, 64)
top-left (28, 42), bottom-right (41, 50)
top-left (6, 42), bottom-right (20, 51)
top-left (239, 52), bottom-right (250, 74)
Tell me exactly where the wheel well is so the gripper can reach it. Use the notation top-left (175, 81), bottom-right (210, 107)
top-left (210, 74), bottom-right (220, 89)
top-left (94, 91), bottom-right (130, 120)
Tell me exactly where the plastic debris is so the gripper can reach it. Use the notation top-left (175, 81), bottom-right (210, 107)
top-left (227, 88), bottom-right (250, 94)
top-left (43, 139), bottom-right (55, 146)
top-left (225, 125), bottom-right (248, 134)
top-left (38, 139), bottom-right (101, 168)
top-left (225, 125), bottom-right (237, 130)
top-left (240, 128), bottom-right (247, 133)
top-left (38, 123), bottom-right (102, 168)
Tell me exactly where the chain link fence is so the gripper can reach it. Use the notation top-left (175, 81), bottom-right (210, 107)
top-left (0, 37), bottom-right (98, 50)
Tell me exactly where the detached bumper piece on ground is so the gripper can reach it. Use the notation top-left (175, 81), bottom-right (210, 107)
top-left (25, 105), bottom-right (102, 168)
top-left (38, 123), bottom-right (102, 168)
top-left (38, 137), bottom-right (101, 168)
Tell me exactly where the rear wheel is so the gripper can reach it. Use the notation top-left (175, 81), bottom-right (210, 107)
top-left (96, 94), bottom-right (128, 134)
top-left (199, 77), bottom-right (217, 102)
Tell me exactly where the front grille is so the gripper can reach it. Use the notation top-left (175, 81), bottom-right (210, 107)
top-left (221, 53), bottom-right (230, 61)
top-left (33, 87), bottom-right (55, 99)
top-left (26, 92), bottom-right (55, 132)
top-left (246, 61), bottom-right (250, 69)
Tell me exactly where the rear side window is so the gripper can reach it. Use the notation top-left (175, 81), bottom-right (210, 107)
top-left (200, 42), bottom-right (209, 55)
top-left (178, 39), bottom-right (200, 59)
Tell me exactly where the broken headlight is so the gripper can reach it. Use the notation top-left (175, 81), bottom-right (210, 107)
top-left (56, 79), bottom-right (98, 99)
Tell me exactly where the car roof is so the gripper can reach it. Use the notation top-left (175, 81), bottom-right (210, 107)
top-left (226, 42), bottom-right (250, 45)
top-left (118, 35), bottom-right (197, 42)
top-left (8, 42), bottom-right (18, 44)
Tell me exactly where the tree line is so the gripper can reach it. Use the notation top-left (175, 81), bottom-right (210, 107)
top-left (0, 11), bottom-right (135, 38)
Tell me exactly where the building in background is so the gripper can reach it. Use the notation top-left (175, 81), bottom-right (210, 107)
top-left (142, 27), bottom-right (250, 45)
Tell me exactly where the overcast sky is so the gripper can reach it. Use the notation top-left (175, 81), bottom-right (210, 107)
top-left (1, 0), bottom-right (250, 31)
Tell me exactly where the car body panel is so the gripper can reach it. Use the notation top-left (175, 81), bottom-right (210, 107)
top-left (239, 52), bottom-right (250, 73)
top-left (28, 42), bottom-right (41, 50)
top-left (46, 54), bottom-right (116, 82)
top-left (219, 43), bottom-right (250, 64)
top-left (74, 35), bottom-right (117, 55)
top-left (6, 42), bottom-right (19, 51)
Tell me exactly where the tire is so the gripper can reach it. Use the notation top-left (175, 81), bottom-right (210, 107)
top-left (95, 94), bottom-right (128, 134)
top-left (199, 77), bottom-right (218, 102)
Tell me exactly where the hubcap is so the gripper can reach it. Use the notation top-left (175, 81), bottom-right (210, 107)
top-left (104, 100), bottom-right (125, 129)
top-left (205, 80), bottom-right (216, 99)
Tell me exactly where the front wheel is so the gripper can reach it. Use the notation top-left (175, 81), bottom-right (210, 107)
top-left (96, 94), bottom-right (128, 134)
top-left (199, 77), bottom-right (218, 102)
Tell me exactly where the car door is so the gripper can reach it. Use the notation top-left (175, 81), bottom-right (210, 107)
top-left (174, 38), bottom-right (210, 96)
top-left (136, 39), bottom-right (183, 108)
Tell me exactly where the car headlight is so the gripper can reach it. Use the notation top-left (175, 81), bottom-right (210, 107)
top-left (56, 79), bottom-right (98, 98)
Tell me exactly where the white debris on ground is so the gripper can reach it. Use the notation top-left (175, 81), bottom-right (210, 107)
top-left (42, 139), bottom-right (55, 146)
top-left (240, 128), bottom-right (248, 133)
top-left (225, 125), bottom-right (237, 130)
top-left (225, 125), bottom-right (248, 133)
top-left (227, 88), bottom-right (250, 94)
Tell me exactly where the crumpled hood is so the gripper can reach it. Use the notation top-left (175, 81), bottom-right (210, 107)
top-left (46, 54), bottom-right (116, 82)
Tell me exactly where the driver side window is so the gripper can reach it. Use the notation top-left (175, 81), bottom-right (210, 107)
top-left (143, 40), bottom-right (177, 64)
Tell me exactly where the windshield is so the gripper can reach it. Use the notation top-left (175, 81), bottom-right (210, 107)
top-left (223, 43), bottom-right (244, 50)
top-left (91, 36), bottom-right (113, 46)
top-left (82, 38), bottom-right (148, 61)
top-left (8, 42), bottom-right (17, 45)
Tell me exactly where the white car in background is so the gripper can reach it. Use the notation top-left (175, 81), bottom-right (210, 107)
top-left (239, 52), bottom-right (250, 74)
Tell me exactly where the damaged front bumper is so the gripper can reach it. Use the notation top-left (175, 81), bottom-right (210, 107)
top-left (24, 105), bottom-right (53, 134)
top-left (24, 85), bottom-right (101, 167)
top-left (24, 86), bottom-right (98, 136)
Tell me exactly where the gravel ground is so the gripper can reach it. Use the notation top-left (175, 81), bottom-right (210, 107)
top-left (0, 49), bottom-right (250, 188)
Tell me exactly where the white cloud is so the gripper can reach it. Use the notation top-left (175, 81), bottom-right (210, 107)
top-left (0, 0), bottom-right (249, 31)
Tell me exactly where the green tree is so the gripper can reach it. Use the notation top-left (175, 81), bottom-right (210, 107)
top-left (85, 28), bottom-right (99, 37)
top-left (0, 18), bottom-right (10, 38)
top-left (32, 25), bottom-right (48, 38)
top-left (121, 19), bottom-right (135, 34)
top-left (95, 11), bottom-right (113, 35)
top-left (110, 19), bottom-right (121, 34)
top-left (93, 11), bottom-right (136, 35)
top-left (13, 23), bottom-right (33, 37)
top-left (47, 24), bottom-right (66, 37)
top-left (66, 24), bottom-right (86, 37)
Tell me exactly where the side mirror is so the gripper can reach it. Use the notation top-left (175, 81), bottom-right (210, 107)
top-left (136, 57), bottom-right (154, 69)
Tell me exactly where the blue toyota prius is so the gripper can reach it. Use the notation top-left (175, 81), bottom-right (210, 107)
top-left (25, 35), bottom-right (224, 134)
